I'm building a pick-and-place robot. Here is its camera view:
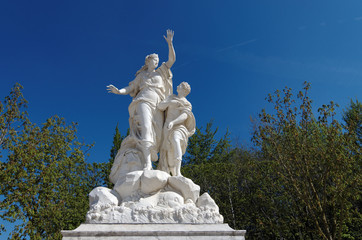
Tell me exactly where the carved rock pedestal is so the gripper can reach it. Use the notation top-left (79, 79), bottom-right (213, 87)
top-left (61, 223), bottom-right (246, 240)
top-left (84, 171), bottom-right (224, 224)
top-left (61, 171), bottom-right (245, 239)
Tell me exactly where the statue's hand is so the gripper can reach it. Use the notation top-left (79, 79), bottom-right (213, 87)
top-left (163, 29), bottom-right (174, 45)
top-left (167, 121), bottom-right (174, 130)
top-left (107, 85), bottom-right (120, 94)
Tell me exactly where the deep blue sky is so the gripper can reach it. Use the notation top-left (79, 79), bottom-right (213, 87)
top-left (1, 0), bottom-right (362, 165)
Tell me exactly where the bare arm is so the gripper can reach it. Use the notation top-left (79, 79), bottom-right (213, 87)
top-left (164, 29), bottom-right (175, 68)
top-left (107, 74), bottom-right (140, 95)
top-left (107, 85), bottom-right (133, 95)
top-left (168, 113), bottom-right (188, 130)
top-left (159, 98), bottom-right (180, 110)
top-left (157, 101), bottom-right (170, 111)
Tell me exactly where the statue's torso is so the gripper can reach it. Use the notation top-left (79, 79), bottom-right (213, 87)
top-left (135, 71), bottom-right (166, 105)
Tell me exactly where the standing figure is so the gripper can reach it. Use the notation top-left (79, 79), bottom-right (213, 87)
top-left (107, 30), bottom-right (175, 183)
top-left (157, 82), bottom-right (196, 176)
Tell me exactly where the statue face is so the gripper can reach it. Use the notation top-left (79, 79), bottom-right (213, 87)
top-left (147, 56), bottom-right (159, 70)
top-left (177, 85), bottom-right (188, 97)
top-left (177, 82), bottom-right (190, 97)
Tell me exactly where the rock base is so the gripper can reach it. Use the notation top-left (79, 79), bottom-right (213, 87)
top-left (61, 223), bottom-right (246, 240)
top-left (86, 191), bottom-right (223, 224)
top-left (86, 172), bottom-right (223, 224)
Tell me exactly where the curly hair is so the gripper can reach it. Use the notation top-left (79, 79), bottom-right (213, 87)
top-left (179, 82), bottom-right (191, 95)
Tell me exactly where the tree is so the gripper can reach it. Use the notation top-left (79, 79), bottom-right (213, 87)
top-left (184, 133), bottom-right (304, 239)
top-left (342, 99), bottom-right (362, 240)
top-left (0, 83), bottom-right (28, 156)
top-left (99, 124), bottom-right (126, 188)
top-left (0, 84), bottom-right (103, 239)
top-left (182, 122), bottom-right (246, 230)
top-left (183, 120), bottom-right (231, 165)
top-left (252, 82), bottom-right (361, 240)
top-left (182, 147), bottom-right (253, 230)
top-left (343, 99), bottom-right (361, 146)
top-left (181, 125), bottom-right (283, 238)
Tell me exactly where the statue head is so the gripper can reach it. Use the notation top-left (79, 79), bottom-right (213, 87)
top-left (135, 53), bottom-right (159, 76)
top-left (177, 82), bottom-right (191, 97)
top-left (145, 53), bottom-right (159, 71)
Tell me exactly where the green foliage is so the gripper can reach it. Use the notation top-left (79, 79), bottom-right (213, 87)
top-left (183, 148), bottom-right (248, 229)
top-left (182, 121), bottom-right (301, 237)
top-left (182, 122), bottom-right (247, 230)
top-left (0, 83), bottom-right (28, 156)
top-left (252, 82), bottom-right (361, 240)
top-left (182, 91), bottom-right (361, 239)
top-left (1, 83), bottom-right (360, 240)
top-left (0, 84), bottom-right (103, 239)
top-left (184, 120), bottom-right (231, 165)
top-left (183, 138), bottom-right (307, 239)
top-left (343, 99), bottom-right (361, 146)
top-left (342, 99), bottom-right (362, 240)
top-left (99, 125), bottom-right (126, 188)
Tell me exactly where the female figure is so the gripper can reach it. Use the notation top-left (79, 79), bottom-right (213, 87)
top-left (107, 30), bottom-right (175, 177)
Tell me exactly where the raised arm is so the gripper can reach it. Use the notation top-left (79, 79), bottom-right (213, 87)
top-left (164, 29), bottom-right (175, 68)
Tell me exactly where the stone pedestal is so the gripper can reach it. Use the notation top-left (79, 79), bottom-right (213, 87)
top-left (61, 223), bottom-right (246, 240)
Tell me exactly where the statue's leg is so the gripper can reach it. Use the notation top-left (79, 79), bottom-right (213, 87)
top-left (170, 134), bottom-right (183, 176)
top-left (140, 141), bottom-right (152, 170)
top-left (137, 103), bottom-right (153, 141)
top-left (175, 158), bottom-right (182, 176)
top-left (172, 137), bottom-right (183, 164)
top-left (137, 103), bottom-right (154, 170)
top-left (170, 165), bottom-right (177, 176)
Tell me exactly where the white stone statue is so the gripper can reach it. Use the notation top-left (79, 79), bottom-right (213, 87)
top-left (107, 29), bottom-right (175, 177)
top-left (84, 30), bottom-right (224, 225)
top-left (158, 82), bottom-right (195, 176)
top-left (62, 30), bottom-right (247, 240)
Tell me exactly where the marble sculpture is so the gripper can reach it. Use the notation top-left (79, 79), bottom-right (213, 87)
top-left (86, 30), bottom-right (223, 224)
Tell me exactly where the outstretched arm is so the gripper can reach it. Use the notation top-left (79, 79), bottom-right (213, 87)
top-left (107, 84), bottom-right (132, 95)
top-left (164, 29), bottom-right (175, 68)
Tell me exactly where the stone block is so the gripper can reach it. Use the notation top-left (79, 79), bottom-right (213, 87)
top-left (168, 176), bottom-right (200, 203)
top-left (62, 223), bottom-right (246, 239)
top-left (89, 187), bottom-right (120, 208)
top-left (196, 192), bottom-right (219, 212)
top-left (113, 170), bottom-right (143, 200)
top-left (141, 169), bottom-right (170, 194)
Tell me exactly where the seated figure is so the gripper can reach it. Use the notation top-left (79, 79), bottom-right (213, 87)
top-left (157, 82), bottom-right (196, 176)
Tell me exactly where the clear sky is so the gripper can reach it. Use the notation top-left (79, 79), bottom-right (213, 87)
top-left (1, 0), bottom-right (362, 164)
